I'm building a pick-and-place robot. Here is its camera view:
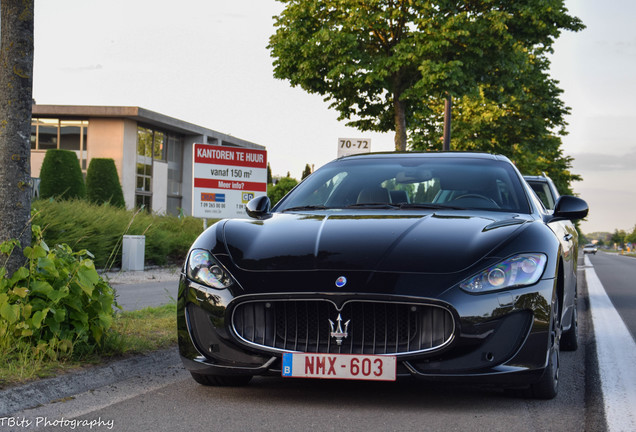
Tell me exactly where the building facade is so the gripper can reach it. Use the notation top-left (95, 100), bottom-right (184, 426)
top-left (30, 105), bottom-right (265, 216)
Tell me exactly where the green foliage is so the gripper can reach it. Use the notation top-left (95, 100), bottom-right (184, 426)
top-left (611, 229), bottom-right (627, 248)
top-left (267, 177), bottom-right (298, 206)
top-left (86, 158), bottom-right (125, 207)
top-left (31, 199), bottom-right (204, 268)
top-left (0, 302), bottom-right (178, 387)
top-left (410, 71), bottom-right (581, 194)
top-left (39, 149), bottom-right (86, 200)
top-left (0, 226), bottom-right (116, 361)
top-left (302, 164), bottom-right (312, 179)
top-left (267, 163), bottom-right (273, 184)
top-left (269, 0), bottom-right (583, 150)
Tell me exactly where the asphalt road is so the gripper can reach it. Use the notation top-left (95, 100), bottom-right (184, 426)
top-left (585, 251), bottom-right (636, 340)
top-left (112, 280), bottom-right (179, 311)
top-left (6, 264), bottom-right (604, 432)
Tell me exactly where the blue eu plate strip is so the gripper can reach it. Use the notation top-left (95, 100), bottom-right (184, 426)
top-left (282, 353), bottom-right (293, 376)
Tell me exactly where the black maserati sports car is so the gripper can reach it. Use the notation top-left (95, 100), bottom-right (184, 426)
top-left (177, 152), bottom-right (588, 399)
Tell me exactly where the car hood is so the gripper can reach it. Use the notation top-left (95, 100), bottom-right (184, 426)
top-left (222, 212), bottom-right (528, 274)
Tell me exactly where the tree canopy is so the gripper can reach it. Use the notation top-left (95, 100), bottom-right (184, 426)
top-left (410, 54), bottom-right (581, 193)
top-left (269, 0), bottom-right (583, 151)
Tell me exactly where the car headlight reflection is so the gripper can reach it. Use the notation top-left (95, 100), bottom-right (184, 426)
top-left (187, 249), bottom-right (235, 289)
top-left (460, 253), bottom-right (547, 293)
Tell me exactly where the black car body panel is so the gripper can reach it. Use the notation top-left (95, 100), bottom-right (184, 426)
top-left (178, 152), bottom-right (588, 397)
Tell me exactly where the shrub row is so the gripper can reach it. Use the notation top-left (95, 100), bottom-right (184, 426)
top-left (39, 149), bottom-right (124, 207)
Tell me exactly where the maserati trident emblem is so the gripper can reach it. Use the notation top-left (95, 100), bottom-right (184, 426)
top-left (329, 314), bottom-right (350, 345)
top-left (335, 276), bottom-right (347, 288)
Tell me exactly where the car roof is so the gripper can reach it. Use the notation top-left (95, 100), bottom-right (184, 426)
top-left (337, 151), bottom-right (513, 163)
top-left (523, 175), bottom-right (552, 182)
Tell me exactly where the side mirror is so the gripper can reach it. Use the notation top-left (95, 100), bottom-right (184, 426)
top-left (246, 195), bottom-right (271, 220)
top-left (551, 195), bottom-right (589, 221)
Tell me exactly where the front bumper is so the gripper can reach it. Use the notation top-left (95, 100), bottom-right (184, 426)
top-left (177, 274), bottom-right (555, 387)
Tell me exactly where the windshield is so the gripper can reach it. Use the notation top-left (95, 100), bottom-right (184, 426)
top-left (275, 156), bottom-right (530, 214)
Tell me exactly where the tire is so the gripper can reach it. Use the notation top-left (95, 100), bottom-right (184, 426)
top-left (561, 293), bottom-right (578, 351)
top-left (190, 372), bottom-right (252, 387)
top-left (530, 298), bottom-right (560, 399)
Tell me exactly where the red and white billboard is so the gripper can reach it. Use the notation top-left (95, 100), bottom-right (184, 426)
top-left (192, 144), bottom-right (267, 219)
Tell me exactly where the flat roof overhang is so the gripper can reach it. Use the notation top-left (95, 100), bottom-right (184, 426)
top-left (32, 104), bottom-right (264, 150)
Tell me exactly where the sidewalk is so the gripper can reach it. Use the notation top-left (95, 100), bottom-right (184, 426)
top-left (101, 265), bottom-right (182, 285)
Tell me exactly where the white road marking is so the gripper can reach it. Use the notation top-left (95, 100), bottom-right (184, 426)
top-left (585, 255), bottom-right (636, 432)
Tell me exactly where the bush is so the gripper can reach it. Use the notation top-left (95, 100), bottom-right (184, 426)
top-left (39, 149), bottom-right (86, 200)
top-left (0, 226), bottom-right (116, 360)
top-left (268, 177), bottom-right (298, 205)
top-left (86, 158), bottom-right (125, 207)
top-left (31, 199), bottom-right (205, 268)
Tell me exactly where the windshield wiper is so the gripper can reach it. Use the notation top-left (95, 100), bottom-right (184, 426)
top-left (281, 205), bottom-right (331, 212)
top-left (345, 203), bottom-right (400, 209)
top-left (397, 203), bottom-right (465, 211)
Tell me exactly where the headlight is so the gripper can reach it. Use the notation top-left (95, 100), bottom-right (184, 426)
top-left (186, 249), bottom-right (235, 289)
top-left (460, 253), bottom-right (547, 293)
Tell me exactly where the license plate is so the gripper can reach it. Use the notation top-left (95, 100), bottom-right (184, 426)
top-left (282, 352), bottom-right (396, 381)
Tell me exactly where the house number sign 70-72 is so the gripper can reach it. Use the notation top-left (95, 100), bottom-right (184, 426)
top-left (337, 138), bottom-right (371, 158)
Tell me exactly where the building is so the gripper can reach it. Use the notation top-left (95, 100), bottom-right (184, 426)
top-left (30, 105), bottom-right (265, 216)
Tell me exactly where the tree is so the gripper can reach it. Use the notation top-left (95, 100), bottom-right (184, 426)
top-left (302, 164), bottom-right (312, 179)
top-left (86, 158), bottom-right (125, 207)
top-left (267, 163), bottom-right (273, 184)
top-left (269, 0), bottom-right (582, 151)
top-left (0, 0), bottom-right (34, 276)
top-left (611, 229), bottom-right (627, 249)
top-left (267, 177), bottom-right (298, 206)
top-left (410, 55), bottom-right (581, 194)
top-left (39, 149), bottom-right (86, 200)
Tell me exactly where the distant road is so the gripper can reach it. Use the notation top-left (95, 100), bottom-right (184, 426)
top-left (586, 251), bottom-right (636, 341)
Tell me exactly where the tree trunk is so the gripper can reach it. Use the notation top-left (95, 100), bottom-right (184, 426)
top-left (442, 94), bottom-right (452, 151)
top-left (0, 0), bottom-right (34, 276)
top-left (393, 90), bottom-right (407, 152)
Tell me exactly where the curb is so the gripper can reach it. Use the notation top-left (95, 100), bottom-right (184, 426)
top-left (0, 348), bottom-right (182, 417)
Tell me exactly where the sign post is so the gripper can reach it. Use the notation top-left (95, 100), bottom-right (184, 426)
top-left (192, 144), bottom-right (267, 219)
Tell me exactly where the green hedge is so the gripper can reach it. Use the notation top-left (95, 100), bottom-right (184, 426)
top-left (39, 149), bottom-right (86, 200)
top-left (86, 158), bottom-right (125, 207)
top-left (32, 199), bottom-right (206, 268)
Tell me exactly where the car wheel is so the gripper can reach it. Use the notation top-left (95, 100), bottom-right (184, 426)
top-left (190, 372), bottom-right (253, 387)
top-left (561, 293), bottom-right (578, 351)
top-left (530, 298), bottom-right (560, 399)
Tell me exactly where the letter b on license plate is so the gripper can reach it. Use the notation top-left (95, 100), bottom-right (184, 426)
top-left (282, 352), bottom-right (396, 381)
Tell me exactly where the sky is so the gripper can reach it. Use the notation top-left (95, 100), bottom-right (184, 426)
top-left (31, 0), bottom-right (636, 234)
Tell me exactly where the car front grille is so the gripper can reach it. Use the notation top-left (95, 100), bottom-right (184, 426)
top-left (231, 299), bottom-right (454, 356)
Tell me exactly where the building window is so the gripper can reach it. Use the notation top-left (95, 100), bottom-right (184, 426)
top-left (31, 118), bottom-right (88, 171)
top-left (136, 125), bottom-right (183, 213)
top-left (166, 134), bottom-right (183, 216)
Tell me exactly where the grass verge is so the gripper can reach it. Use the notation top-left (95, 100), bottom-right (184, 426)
top-left (0, 303), bottom-right (177, 390)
